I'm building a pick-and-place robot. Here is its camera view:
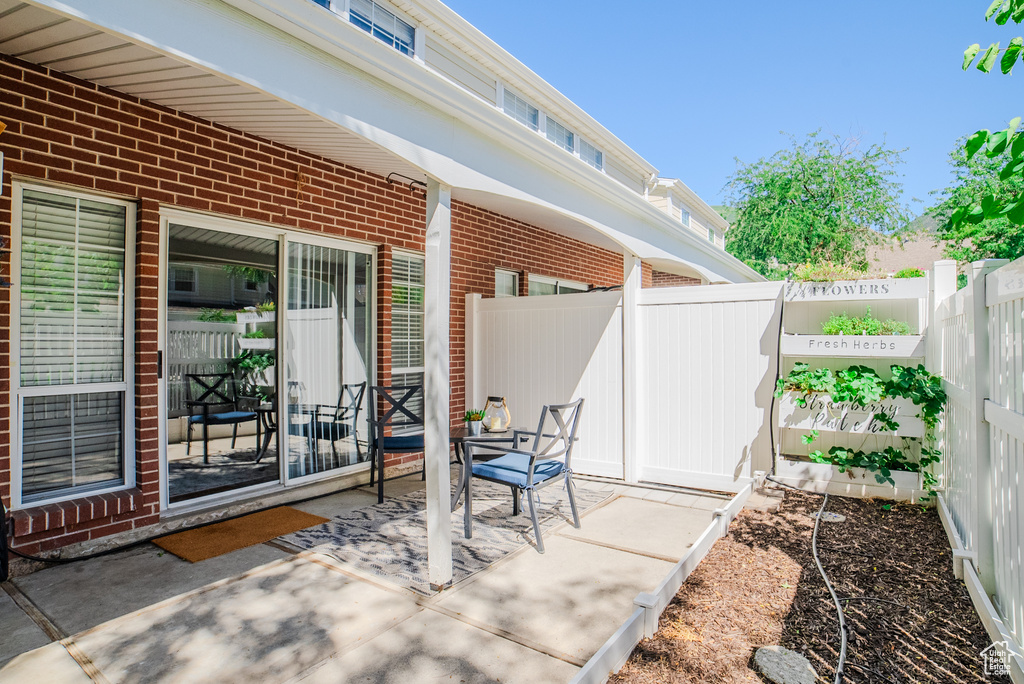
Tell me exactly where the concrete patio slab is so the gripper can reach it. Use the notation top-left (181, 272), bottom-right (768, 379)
top-left (435, 535), bottom-right (674, 662)
top-left (12, 542), bottom-right (290, 635)
top-left (71, 556), bottom-right (421, 683)
top-left (289, 487), bottom-right (378, 519)
top-left (558, 497), bottom-right (715, 559)
top-left (0, 590), bottom-right (51, 667)
top-left (297, 608), bottom-right (579, 683)
top-left (0, 641), bottom-right (91, 683)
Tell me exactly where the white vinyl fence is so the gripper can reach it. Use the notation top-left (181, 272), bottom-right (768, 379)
top-left (936, 258), bottom-right (1024, 679)
top-left (466, 291), bottom-right (624, 478)
top-left (635, 283), bottom-right (782, 492)
top-left (465, 282), bottom-right (782, 490)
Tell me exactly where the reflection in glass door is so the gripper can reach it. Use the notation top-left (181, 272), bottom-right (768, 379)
top-left (285, 242), bottom-right (371, 479)
top-left (165, 224), bottom-right (280, 503)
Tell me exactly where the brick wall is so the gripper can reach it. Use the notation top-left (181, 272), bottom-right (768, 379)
top-left (649, 269), bottom-right (702, 288)
top-left (0, 54), bottom-right (624, 552)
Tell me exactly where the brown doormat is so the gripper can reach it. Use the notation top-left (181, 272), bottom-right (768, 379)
top-left (153, 507), bottom-right (329, 563)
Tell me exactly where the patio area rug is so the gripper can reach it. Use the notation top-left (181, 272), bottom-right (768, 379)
top-left (282, 481), bottom-right (611, 594)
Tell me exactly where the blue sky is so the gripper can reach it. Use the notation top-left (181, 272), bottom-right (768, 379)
top-left (441, 1), bottom-right (1020, 218)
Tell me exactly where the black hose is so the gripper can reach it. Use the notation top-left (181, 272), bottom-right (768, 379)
top-left (768, 282), bottom-right (787, 478)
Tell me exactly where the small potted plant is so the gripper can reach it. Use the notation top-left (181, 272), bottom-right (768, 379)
top-left (463, 409), bottom-right (485, 436)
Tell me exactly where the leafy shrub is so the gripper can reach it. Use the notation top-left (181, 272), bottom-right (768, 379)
top-left (821, 307), bottom-right (912, 336)
top-left (792, 262), bottom-right (872, 282)
top-left (894, 267), bottom-right (924, 278)
top-left (198, 308), bottom-right (235, 323)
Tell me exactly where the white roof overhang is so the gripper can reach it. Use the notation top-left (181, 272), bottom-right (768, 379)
top-left (1, 0), bottom-right (761, 283)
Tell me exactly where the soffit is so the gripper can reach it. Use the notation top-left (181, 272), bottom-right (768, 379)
top-left (0, 0), bottom-right (426, 183)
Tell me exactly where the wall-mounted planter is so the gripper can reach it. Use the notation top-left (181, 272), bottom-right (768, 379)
top-left (781, 334), bottom-right (924, 358)
top-left (237, 337), bottom-right (275, 350)
top-left (785, 277), bottom-right (928, 302)
top-left (778, 392), bottom-right (924, 438)
top-left (774, 457), bottom-right (928, 503)
top-left (236, 311), bottom-right (275, 324)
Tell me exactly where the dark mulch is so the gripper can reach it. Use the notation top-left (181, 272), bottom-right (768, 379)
top-left (611, 490), bottom-right (1009, 684)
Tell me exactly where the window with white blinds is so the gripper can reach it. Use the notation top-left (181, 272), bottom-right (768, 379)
top-left (579, 139), bottom-right (603, 171)
top-left (391, 253), bottom-right (425, 395)
top-left (503, 90), bottom-right (539, 132)
top-left (495, 269), bottom-right (519, 298)
top-left (350, 0), bottom-right (415, 56)
top-left (15, 186), bottom-right (134, 506)
top-left (546, 118), bottom-right (574, 154)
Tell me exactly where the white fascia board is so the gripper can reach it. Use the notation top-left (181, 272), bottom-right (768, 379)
top-left (655, 178), bottom-right (729, 232)
top-left (26, 0), bottom-right (758, 283)
top-left (392, 0), bottom-right (657, 182)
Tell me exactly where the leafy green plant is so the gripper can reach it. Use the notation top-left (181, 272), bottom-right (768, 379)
top-left (781, 362), bottom-right (948, 499)
top-left (198, 308), bottom-right (235, 323)
top-left (463, 409), bottom-right (485, 422)
top-left (894, 268), bottom-right (925, 278)
top-left (775, 362), bottom-right (835, 406)
top-left (256, 301), bottom-right (276, 313)
top-left (230, 350), bottom-right (275, 398)
top-left (792, 262), bottom-right (872, 282)
top-left (821, 307), bottom-right (912, 336)
top-left (241, 330), bottom-right (266, 339)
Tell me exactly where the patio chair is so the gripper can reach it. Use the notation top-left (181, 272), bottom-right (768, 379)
top-left (467, 398), bottom-right (584, 553)
top-left (184, 372), bottom-right (259, 464)
top-left (314, 382), bottom-right (366, 465)
top-left (368, 385), bottom-right (424, 503)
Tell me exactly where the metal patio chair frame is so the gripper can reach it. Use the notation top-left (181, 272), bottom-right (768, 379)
top-left (368, 384), bottom-right (424, 503)
top-left (184, 372), bottom-right (259, 463)
top-left (466, 398), bottom-right (584, 553)
top-left (314, 381), bottom-right (366, 465)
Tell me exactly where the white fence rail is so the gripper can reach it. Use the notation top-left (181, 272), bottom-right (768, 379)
top-left (936, 258), bottom-right (1024, 679)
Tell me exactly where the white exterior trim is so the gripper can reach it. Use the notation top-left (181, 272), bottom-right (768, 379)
top-left (10, 180), bottom-right (137, 510)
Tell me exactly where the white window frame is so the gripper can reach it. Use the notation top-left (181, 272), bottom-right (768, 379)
top-left (498, 82), bottom-right (605, 173)
top-left (10, 181), bottom-right (137, 509)
top-left (495, 268), bottom-right (519, 298)
top-left (528, 273), bottom-right (588, 296)
top-left (157, 208), bottom-right (378, 510)
top-left (391, 249), bottom-right (426, 381)
top-left (331, 0), bottom-right (422, 60)
top-left (707, 226), bottom-right (715, 243)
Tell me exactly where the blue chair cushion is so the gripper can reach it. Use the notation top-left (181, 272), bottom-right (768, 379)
top-left (373, 435), bottom-right (424, 452)
top-left (189, 411), bottom-right (256, 424)
top-left (472, 453), bottom-right (564, 489)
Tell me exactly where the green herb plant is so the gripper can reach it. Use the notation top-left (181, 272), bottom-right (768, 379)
top-left (778, 362), bottom-right (947, 498)
top-left (792, 262), bottom-right (872, 282)
top-left (241, 330), bottom-right (266, 339)
top-left (463, 409), bottom-right (486, 422)
top-left (821, 307), bottom-right (912, 336)
top-left (894, 268), bottom-right (925, 278)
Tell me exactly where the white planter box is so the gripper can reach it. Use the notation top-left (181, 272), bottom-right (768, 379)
top-left (785, 277), bottom-right (927, 302)
top-left (236, 311), bottom-right (276, 324)
top-left (237, 337), bottom-right (275, 350)
top-left (774, 458), bottom-right (927, 503)
top-left (778, 393), bottom-right (924, 438)
top-left (781, 334), bottom-right (924, 358)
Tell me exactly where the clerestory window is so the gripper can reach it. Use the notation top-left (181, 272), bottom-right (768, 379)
top-left (350, 0), bottom-right (415, 56)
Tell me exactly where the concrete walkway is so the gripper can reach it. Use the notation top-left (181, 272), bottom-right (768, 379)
top-left (0, 476), bottom-right (732, 683)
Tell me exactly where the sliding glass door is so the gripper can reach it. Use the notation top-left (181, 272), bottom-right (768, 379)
top-left (284, 241), bottom-right (372, 480)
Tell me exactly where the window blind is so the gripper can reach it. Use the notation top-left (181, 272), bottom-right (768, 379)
top-left (546, 118), bottom-right (574, 153)
top-left (18, 188), bottom-right (129, 503)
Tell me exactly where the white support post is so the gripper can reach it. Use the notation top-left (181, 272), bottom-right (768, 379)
top-left (969, 259), bottom-right (1008, 595)
top-left (929, 260), bottom-right (957, 493)
top-left (465, 293), bottom-right (482, 411)
top-left (424, 179), bottom-right (453, 590)
top-left (622, 254), bottom-right (642, 483)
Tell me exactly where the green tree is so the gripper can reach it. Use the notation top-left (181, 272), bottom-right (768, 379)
top-left (939, 1), bottom-right (1024, 261)
top-left (724, 131), bottom-right (911, 277)
top-left (932, 136), bottom-right (1024, 261)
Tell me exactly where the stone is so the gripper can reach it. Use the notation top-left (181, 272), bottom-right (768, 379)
top-left (754, 645), bottom-right (817, 684)
top-left (814, 511), bottom-right (847, 523)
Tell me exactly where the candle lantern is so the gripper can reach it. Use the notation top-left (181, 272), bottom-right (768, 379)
top-left (483, 396), bottom-right (511, 432)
